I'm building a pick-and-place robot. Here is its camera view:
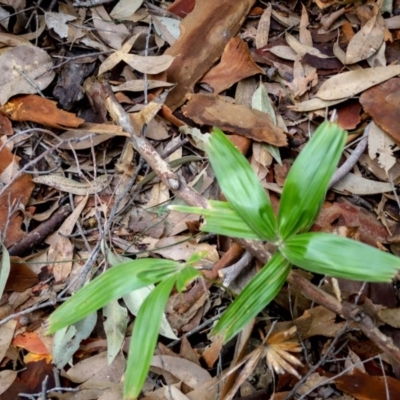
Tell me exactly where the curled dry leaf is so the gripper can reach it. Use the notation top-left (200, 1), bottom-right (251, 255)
top-left (0, 95), bottom-right (84, 129)
top-left (183, 93), bottom-right (287, 146)
top-left (201, 37), bottom-right (265, 94)
top-left (0, 45), bottom-right (54, 105)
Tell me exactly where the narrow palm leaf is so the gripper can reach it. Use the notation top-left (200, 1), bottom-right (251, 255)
top-left (170, 201), bottom-right (262, 240)
top-left (278, 121), bottom-right (346, 239)
top-left (213, 252), bottom-right (291, 342)
top-left (125, 276), bottom-right (176, 399)
top-left (280, 232), bottom-right (400, 282)
top-left (206, 128), bottom-right (278, 241)
top-left (47, 259), bottom-right (179, 333)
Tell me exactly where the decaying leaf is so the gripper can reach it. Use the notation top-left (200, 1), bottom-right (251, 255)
top-left (0, 95), bottom-right (84, 129)
top-left (201, 37), bottom-right (265, 94)
top-left (345, 8), bottom-right (385, 64)
top-left (183, 93), bottom-right (287, 146)
top-left (164, 0), bottom-right (256, 110)
top-left (316, 65), bottom-right (400, 101)
top-left (0, 45), bottom-right (54, 105)
top-left (368, 121), bottom-right (398, 174)
top-left (360, 77), bottom-right (400, 145)
top-left (33, 174), bottom-right (109, 195)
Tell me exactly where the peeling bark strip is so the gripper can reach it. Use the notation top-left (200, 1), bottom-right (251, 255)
top-left (183, 93), bottom-right (287, 146)
top-left (164, 0), bottom-right (256, 111)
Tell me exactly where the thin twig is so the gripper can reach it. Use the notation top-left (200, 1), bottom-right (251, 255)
top-left (329, 124), bottom-right (370, 188)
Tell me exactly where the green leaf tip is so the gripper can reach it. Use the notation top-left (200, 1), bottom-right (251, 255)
top-left (212, 252), bottom-right (291, 342)
top-left (278, 121), bottom-right (347, 239)
top-left (281, 232), bottom-right (400, 282)
top-left (207, 127), bottom-right (278, 241)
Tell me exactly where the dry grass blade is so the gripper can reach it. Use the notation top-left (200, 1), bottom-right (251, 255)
top-left (222, 326), bottom-right (302, 400)
top-left (263, 326), bottom-right (303, 379)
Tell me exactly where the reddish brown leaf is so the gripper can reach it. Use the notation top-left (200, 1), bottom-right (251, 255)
top-left (0, 174), bottom-right (35, 248)
top-left (12, 332), bottom-right (49, 355)
top-left (183, 93), bottom-right (287, 146)
top-left (165, 0), bottom-right (256, 110)
top-left (0, 94), bottom-right (84, 129)
top-left (360, 78), bottom-right (400, 144)
top-left (337, 100), bottom-right (362, 130)
top-left (0, 113), bottom-right (13, 136)
top-left (312, 198), bottom-right (389, 247)
top-left (0, 139), bottom-right (19, 173)
top-left (201, 37), bottom-right (265, 94)
top-left (336, 370), bottom-right (400, 400)
top-left (5, 258), bottom-right (38, 292)
top-left (167, 0), bottom-right (195, 17)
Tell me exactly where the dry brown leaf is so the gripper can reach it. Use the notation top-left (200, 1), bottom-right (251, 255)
top-left (360, 77), bottom-right (400, 145)
top-left (333, 172), bottom-right (392, 195)
top-left (0, 174), bottom-right (34, 248)
top-left (335, 370), bottom-right (400, 399)
top-left (164, 0), bottom-right (256, 111)
top-left (151, 355), bottom-right (212, 389)
top-left (345, 9), bottom-right (385, 64)
top-left (0, 45), bottom-right (54, 105)
top-left (316, 65), bottom-right (400, 101)
top-left (368, 121), bottom-right (398, 174)
top-left (33, 174), bottom-right (109, 195)
top-left (5, 258), bottom-right (38, 292)
top-left (201, 37), bottom-right (264, 94)
top-left (0, 95), bottom-right (84, 129)
top-left (255, 4), bottom-right (271, 49)
top-left (92, 5), bottom-right (129, 49)
top-left (183, 93), bottom-right (287, 146)
top-left (47, 195), bottom-right (88, 282)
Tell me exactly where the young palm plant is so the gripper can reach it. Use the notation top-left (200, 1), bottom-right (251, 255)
top-left (47, 121), bottom-right (399, 399)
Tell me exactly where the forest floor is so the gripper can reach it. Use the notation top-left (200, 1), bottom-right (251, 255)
top-left (1, 0), bottom-right (400, 399)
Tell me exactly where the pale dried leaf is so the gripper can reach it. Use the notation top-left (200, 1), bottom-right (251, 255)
top-left (368, 121), bottom-right (398, 174)
top-left (268, 45), bottom-right (297, 61)
top-left (333, 172), bottom-right (392, 194)
top-left (120, 53), bottom-right (174, 74)
top-left (316, 65), bottom-right (400, 100)
top-left (255, 4), bottom-right (271, 49)
top-left (92, 5), bottom-right (129, 49)
top-left (45, 12), bottom-right (76, 39)
top-left (0, 45), bottom-right (55, 105)
top-left (33, 174), bottom-right (110, 195)
top-left (285, 31), bottom-right (330, 58)
top-left (0, 370), bottom-right (17, 395)
top-left (345, 12), bottom-right (385, 64)
top-left (110, 0), bottom-right (143, 20)
top-left (151, 355), bottom-right (212, 389)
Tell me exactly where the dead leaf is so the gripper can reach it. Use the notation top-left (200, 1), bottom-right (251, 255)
top-left (47, 195), bottom-right (88, 282)
top-left (360, 77), bottom-right (400, 145)
top-left (33, 174), bottom-right (109, 195)
top-left (0, 174), bottom-right (35, 248)
top-left (0, 95), bottom-right (84, 129)
top-left (0, 45), bottom-right (54, 105)
top-left (316, 65), bottom-right (400, 101)
top-left (333, 172), bottom-right (392, 195)
top-left (151, 355), bottom-right (212, 389)
top-left (164, 0), bottom-right (256, 110)
top-left (5, 258), bottom-right (38, 292)
top-left (92, 5), bottom-right (129, 49)
top-left (183, 93), bottom-right (287, 146)
top-left (255, 4), bottom-right (272, 49)
top-left (201, 37), bottom-right (265, 94)
top-left (345, 9), bottom-right (385, 64)
top-left (336, 370), bottom-right (400, 399)
top-left (368, 121), bottom-right (398, 174)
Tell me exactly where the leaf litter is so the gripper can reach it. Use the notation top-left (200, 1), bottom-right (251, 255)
top-left (1, 0), bottom-right (400, 399)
